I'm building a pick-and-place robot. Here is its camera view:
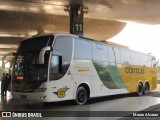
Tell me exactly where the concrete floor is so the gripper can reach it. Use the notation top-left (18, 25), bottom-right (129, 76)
top-left (0, 84), bottom-right (160, 120)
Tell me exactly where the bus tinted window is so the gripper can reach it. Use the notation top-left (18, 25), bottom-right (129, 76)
top-left (108, 46), bottom-right (115, 63)
top-left (151, 56), bottom-right (156, 67)
top-left (131, 52), bottom-right (140, 66)
top-left (121, 49), bottom-right (131, 64)
top-left (140, 54), bottom-right (147, 66)
top-left (143, 55), bottom-right (155, 67)
top-left (131, 52), bottom-right (153, 67)
top-left (17, 35), bottom-right (53, 53)
top-left (50, 55), bottom-right (62, 80)
top-left (145, 55), bottom-right (151, 67)
top-left (114, 48), bottom-right (121, 63)
top-left (54, 36), bottom-right (73, 62)
top-left (74, 38), bottom-right (92, 60)
top-left (50, 36), bottom-right (73, 80)
top-left (92, 43), bottom-right (108, 61)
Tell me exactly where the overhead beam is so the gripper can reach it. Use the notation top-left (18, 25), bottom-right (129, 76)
top-left (0, 37), bottom-right (23, 44)
top-left (0, 10), bottom-right (68, 29)
top-left (0, 10), bottom-right (126, 40)
top-left (0, 48), bottom-right (17, 51)
top-left (0, 7), bottom-right (127, 40)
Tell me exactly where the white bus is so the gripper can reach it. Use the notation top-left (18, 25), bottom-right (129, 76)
top-left (11, 33), bottom-right (157, 105)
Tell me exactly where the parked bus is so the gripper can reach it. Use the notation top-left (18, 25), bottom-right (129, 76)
top-left (11, 33), bottom-right (157, 105)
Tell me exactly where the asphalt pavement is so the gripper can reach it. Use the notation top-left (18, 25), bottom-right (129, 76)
top-left (119, 84), bottom-right (160, 120)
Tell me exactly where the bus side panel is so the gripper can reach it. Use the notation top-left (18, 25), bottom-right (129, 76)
top-left (150, 67), bottom-right (157, 90)
top-left (71, 60), bottom-right (98, 98)
top-left (117, 64), bottom-right (157, 92)
top-left (92, 61), bottom-right (128, 96)
top-left (47, 75), bottom-right (74, 102)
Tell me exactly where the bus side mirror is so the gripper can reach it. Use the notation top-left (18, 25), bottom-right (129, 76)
top-left (39, 46), bottom-right (52, 64)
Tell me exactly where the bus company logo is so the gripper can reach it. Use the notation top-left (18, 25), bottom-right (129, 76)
top-left (74, 66), bottom-right (91, 72)
top-left (125, 67), bottom-right (144, 74)
top-left (53, 87), bottom-right (69, 98)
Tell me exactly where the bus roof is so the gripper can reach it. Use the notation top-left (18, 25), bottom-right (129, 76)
top-left (25, 33), bottom-right (154, 58)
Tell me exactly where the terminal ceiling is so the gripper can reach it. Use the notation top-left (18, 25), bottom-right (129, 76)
top-left (0, 0), bottom-right (160, 60)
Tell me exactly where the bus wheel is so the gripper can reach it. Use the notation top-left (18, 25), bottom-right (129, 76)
top-left (75, 86), bottom-right (87, 105)
top-left (137, 83), bottom-right (143, 96)
top-left (143, 82), bottom-right (149, 94)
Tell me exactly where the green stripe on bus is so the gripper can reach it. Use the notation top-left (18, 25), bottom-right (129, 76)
top-left (93, 61), bottom-right (126, 89)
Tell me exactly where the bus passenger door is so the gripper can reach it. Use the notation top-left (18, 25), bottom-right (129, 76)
top-left (49, 36), bottom-right (74, 101)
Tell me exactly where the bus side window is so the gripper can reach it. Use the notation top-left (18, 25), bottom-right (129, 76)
top-left (92, 43), bottom-right (108, 61)
top-left (151, 57), bottom-right (156, 67)
top-left (108, 46), bottom-right (115, 63)
top-left (114, 48), bottom-right (121, 63)
top-left (74, 38), bottom-right (92, 60)
top-left (120, 49), bottom-right (131, 64)
top-left (50, 55), bottom-right (62, 80)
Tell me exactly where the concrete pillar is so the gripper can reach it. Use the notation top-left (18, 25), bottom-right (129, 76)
top-left (65, 4), bottom-right (88, 36)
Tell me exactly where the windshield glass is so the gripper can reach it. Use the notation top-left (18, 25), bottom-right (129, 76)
top-left (13, 51), bottom-right (50, 82)
top-left (13, 35), bottom-right (53, 82)
top-left (17, 35), bottom-right (53, 54)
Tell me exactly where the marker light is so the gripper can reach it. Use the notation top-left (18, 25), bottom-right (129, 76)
top-left (16, 76), bottom-right (24, 80)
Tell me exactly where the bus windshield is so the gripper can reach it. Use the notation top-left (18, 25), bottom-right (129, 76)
top-left (13, 52), bottom-right (49, 82)
top-left (13, 35), bottom-right (53, 82)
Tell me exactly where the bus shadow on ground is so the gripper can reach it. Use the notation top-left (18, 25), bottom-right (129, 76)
top-left (42, 91), bottom-right (159, 108)
top-left (43, 93), bottom-right (137, 107)
top-left (6, 92), bottom-right (156, 111)
top-left (143, 91), bottom-right (160, 98)
top-left (87, 93), bottom-right (137, 105)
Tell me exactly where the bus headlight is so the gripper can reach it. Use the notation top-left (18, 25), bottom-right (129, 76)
top-left (34, 88), bottom-right (47, 92)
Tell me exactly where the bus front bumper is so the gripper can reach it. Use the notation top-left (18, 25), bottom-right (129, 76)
top-left (11, 91), bottom-right (52, 102)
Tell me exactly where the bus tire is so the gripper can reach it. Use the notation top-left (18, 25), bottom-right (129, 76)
top-left (137, 83), bottom-right (143, 96)
top-left (75, 86), bottom-right (88, 105)
top-left (143, 82), bottom-right (149, 94)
